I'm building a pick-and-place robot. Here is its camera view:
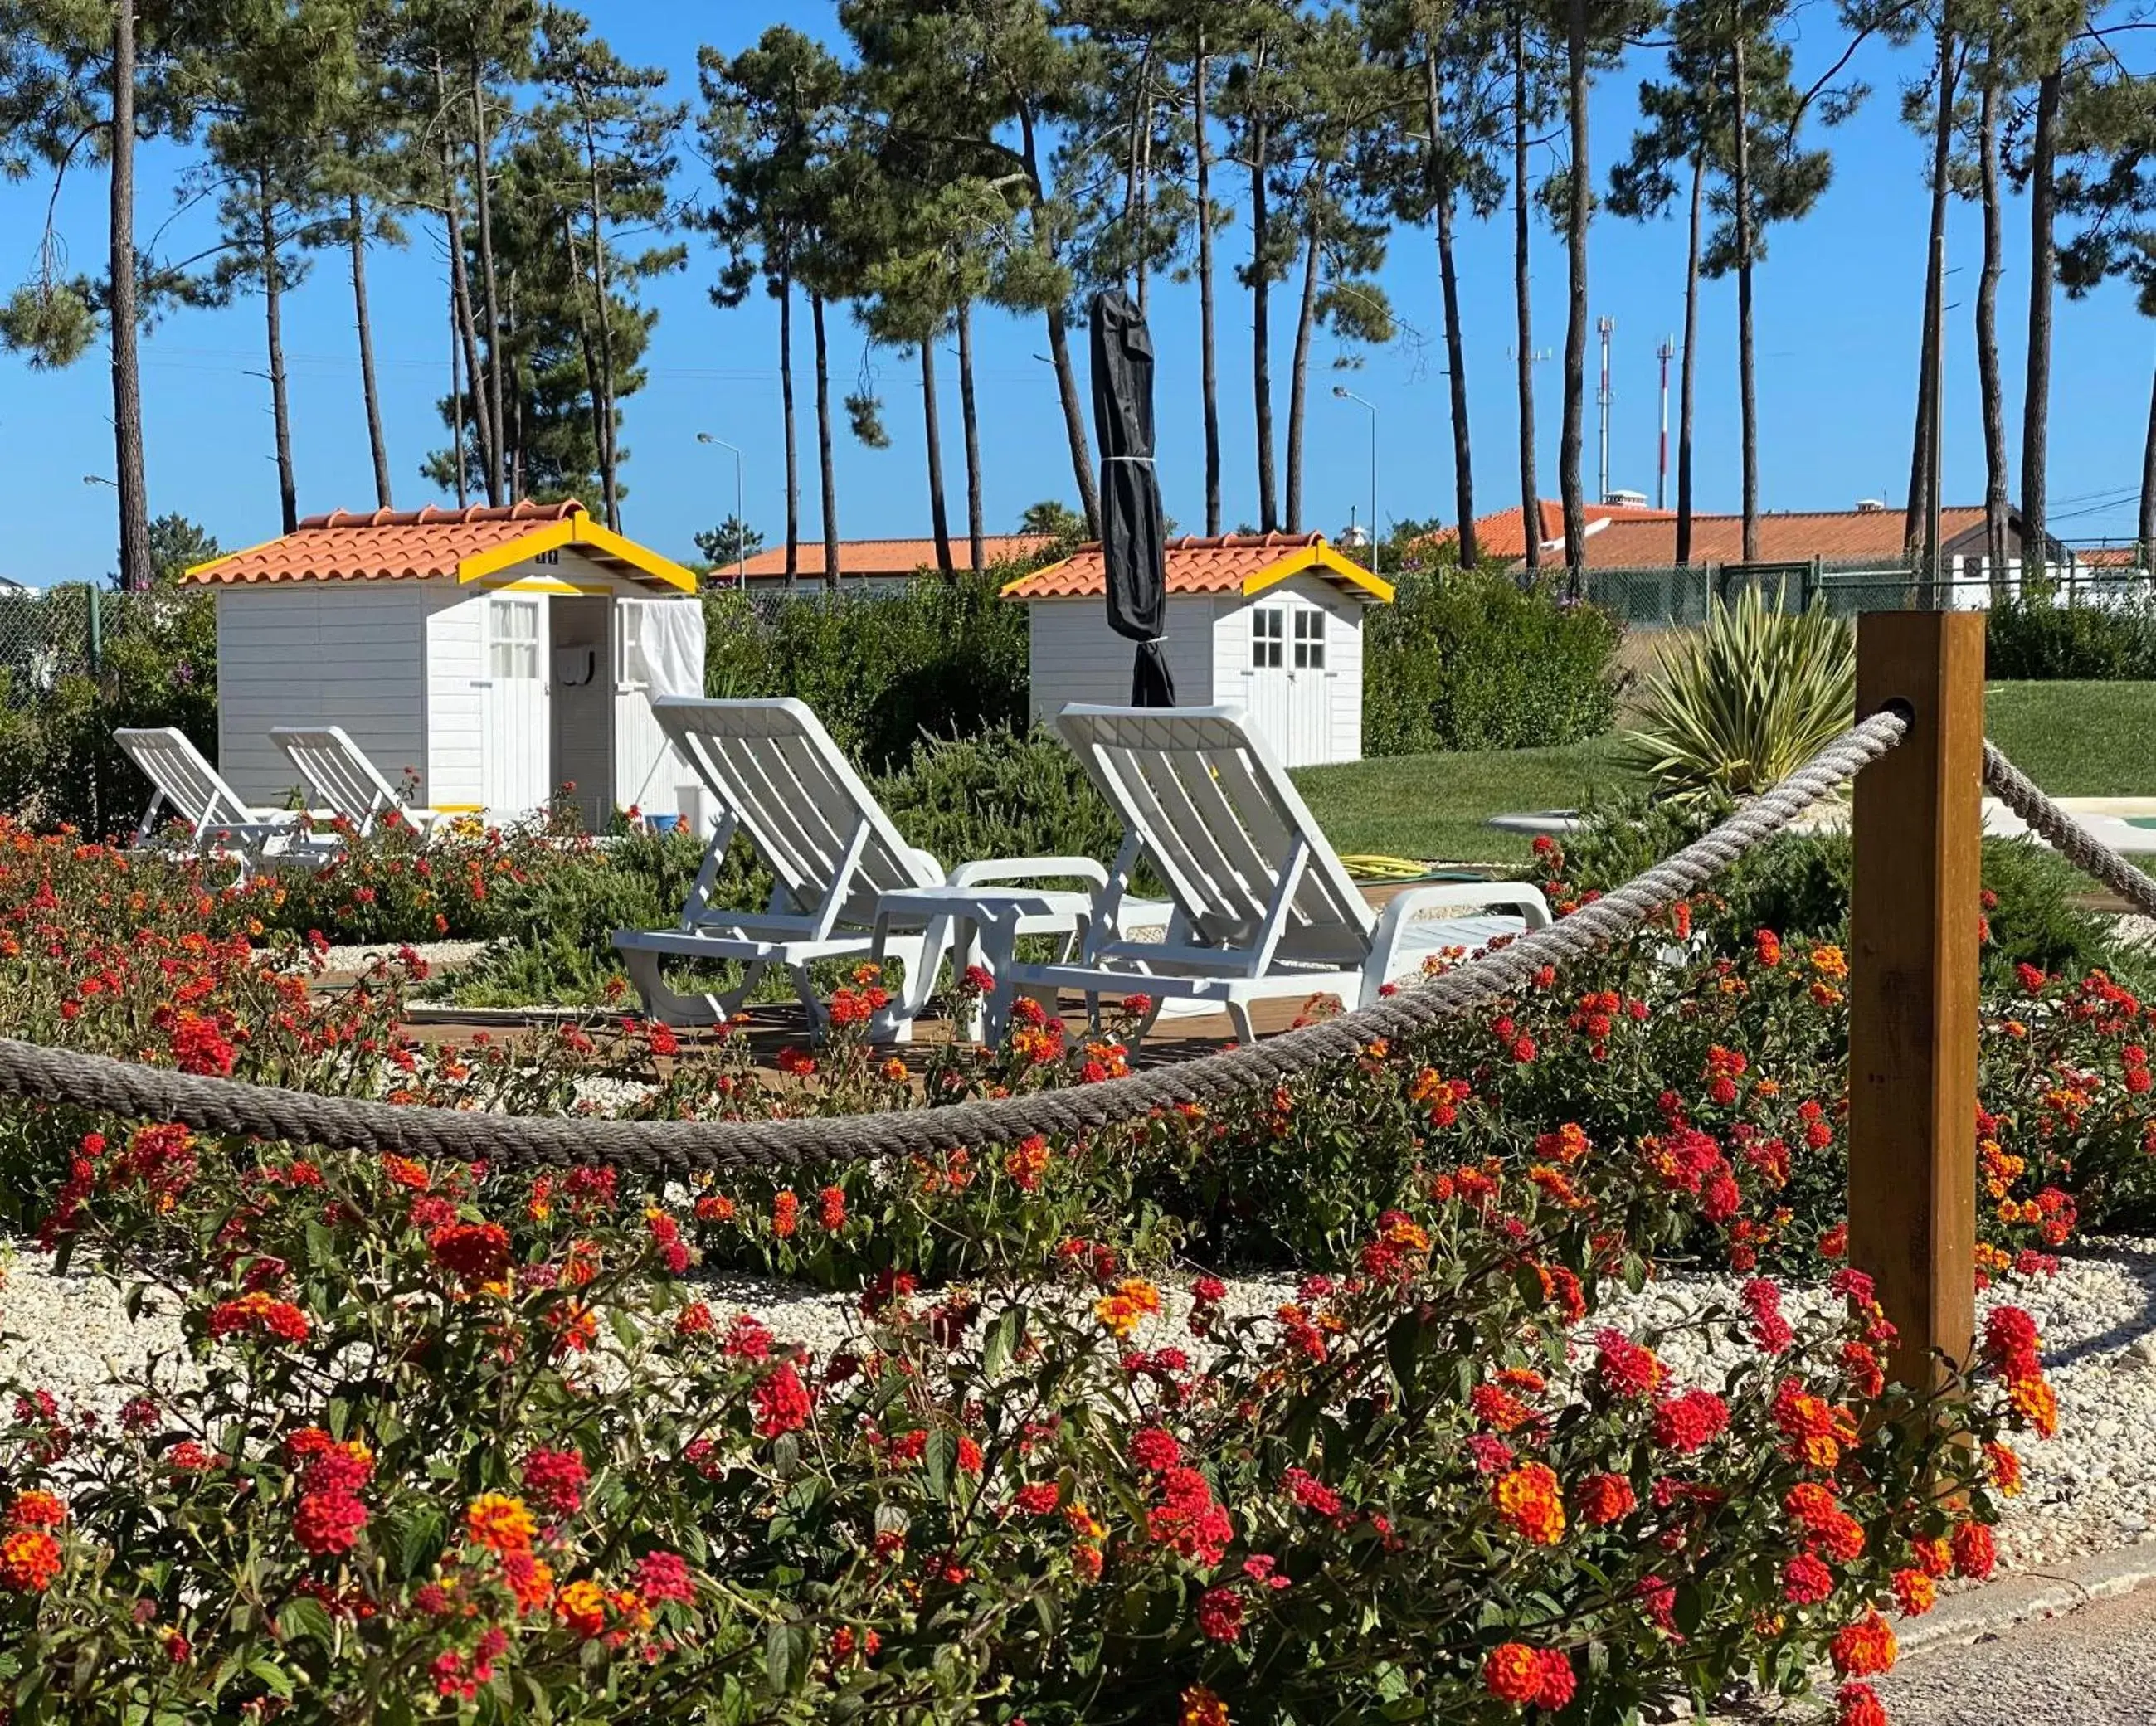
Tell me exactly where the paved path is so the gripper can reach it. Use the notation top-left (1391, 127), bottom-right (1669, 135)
top-left (1874, 1583), bottom-right (2156, 1724)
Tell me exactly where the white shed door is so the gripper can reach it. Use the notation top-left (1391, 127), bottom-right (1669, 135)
top-left (480, 596), bottom-right (549, 816)
top-left (1238, 599), bottom-right (1333, 767)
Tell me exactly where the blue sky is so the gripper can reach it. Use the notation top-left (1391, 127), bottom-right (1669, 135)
top-left (3, 2), bottom-right (2152, 582)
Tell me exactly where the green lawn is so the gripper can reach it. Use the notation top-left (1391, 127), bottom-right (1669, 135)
top-left (1294, 682), bottom-right (2156, 865)
top-left (1292, 733), bottom-right (1633, 865)
top-left (1982, 681), bottom-right (2156, 796)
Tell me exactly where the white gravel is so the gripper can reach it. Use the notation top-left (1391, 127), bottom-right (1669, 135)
top-left (7, 1237), bottom-right (2154, 1573)
top-left (301, 938), bottom-right (488, 976)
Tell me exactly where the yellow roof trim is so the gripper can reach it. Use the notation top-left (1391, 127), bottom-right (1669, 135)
top-left (1000, 556), bottom-right (1070, 597)
top-left (569, 518), bottom-right (699, 594)
top-left (1242, 542), bottom-right (1394, 602)
top-left (184, 533), bottom-right (286, 582)
top-left (455, 520), bottom-right (577, 585)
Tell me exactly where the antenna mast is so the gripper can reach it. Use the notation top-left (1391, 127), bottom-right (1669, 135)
top-left (1597, 316), bottom-right (1615, 503)
top-left (1656, 334), bottom-right (1676, 510)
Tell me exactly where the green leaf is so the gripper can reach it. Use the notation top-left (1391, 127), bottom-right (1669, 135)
top-left (984, 1305), bottom-right (1026, 1378)
top-left (925, 1427), bottom-right (958, 1500)
top-left (765, 1618), bottom-right (811, 1694)
top-left (275, 1596), bottom-right (334, 1646)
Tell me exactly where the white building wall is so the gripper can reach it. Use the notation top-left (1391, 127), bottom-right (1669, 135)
top-left (215, 585), bottom-right (427, 806)
top-left (1209, 575), bottom-right (1367, 766)
top-left (421, 587), bottom-right (486, 810)
top-left (1024, 596), bottom-right (1216, 724)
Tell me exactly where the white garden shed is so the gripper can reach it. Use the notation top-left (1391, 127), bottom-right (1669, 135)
top-left (1001, 531), bottom-right (1392, 766)
top-left (185, 500), bottom-right (705, 828)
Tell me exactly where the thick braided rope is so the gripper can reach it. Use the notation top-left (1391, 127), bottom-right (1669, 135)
top-left (1982, 741), bottom-right (2156, 921)
top-left (0, 711), bottom-right (1909, 1174)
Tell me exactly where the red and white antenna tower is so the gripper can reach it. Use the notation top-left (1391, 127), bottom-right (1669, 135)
top-left (1657, 334), bottom-right (1676, 510)
top-left (1596, 316), bottom-right (1614, 503)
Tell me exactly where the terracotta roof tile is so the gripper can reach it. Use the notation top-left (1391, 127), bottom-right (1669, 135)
top-left (187, 500), bottom-right (596, 586)
top-left (1573, 508), bottom-right (1988, 569)
top-left (1003, 532), bottom-right (1360, 600)
top-left (734, 535), bottom-right (1051, 580)
top-left (1412, 500), bottom-right (1675, 561)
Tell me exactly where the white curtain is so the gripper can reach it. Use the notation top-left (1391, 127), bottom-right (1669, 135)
top-left (621, 596), bottom-right (706, 698)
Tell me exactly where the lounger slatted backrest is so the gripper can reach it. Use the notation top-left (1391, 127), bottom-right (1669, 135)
top-left (1055, 705), bottom-right (1375, 965)
top-left (114, 727), bottom-right (260, 840)
top-left (270, 727), bottom-right (407, 832)
top-left (651, 698), bottom-right (942, 923)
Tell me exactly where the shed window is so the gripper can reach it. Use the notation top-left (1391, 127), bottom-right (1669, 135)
top-left (616, 603), bottom-right (643, 684)
top-left (488, 599), bottom-right (539, 680)
top-left (1251, 607), bottom-right (1284, 669)
top-left (1292, 609), bottom-right (1326, 669)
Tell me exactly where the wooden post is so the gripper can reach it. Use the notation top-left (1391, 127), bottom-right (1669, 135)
top-left (1848, 610), bottom-right (1984, 1389)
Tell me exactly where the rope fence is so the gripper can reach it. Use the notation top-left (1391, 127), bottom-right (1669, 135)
top-left (1981, 745), bottom-right (2156, 922)
top-left (0, 709), bottom-right (1911, 1175)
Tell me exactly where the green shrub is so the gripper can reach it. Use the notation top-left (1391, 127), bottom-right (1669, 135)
top-left (0, 586), bottom-right (218, 838)
top-left (705, 571), bottom-right (1031, 771)
top-left (874, 725), bottom-right (1121, 868)
top-left (1618, 588), bottom-right (1856, 804)
top-left (1561, 794), bottom-right (2143, 993)
top-left (1362, 570), bottom-right (1622, 756)
top-left (1986, 593), bottom-right (2156, 680)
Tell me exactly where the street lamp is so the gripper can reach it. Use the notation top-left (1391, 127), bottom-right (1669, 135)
top-left (694, 433), bottom-right (747, 586)
top-left (82, 474), bottom-right (115, 489)
top-left (1331, 387), bottom-right (1377, 569)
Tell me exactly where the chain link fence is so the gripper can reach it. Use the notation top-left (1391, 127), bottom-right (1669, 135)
top-left (0, 584), bottom-right (107, 708)
top-left (1579, 555), bottom-right (2156, 631)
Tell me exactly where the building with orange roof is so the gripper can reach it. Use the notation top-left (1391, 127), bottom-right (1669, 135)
top-left (730, 534), bottom-right (1052, 586)
top-left (184, 501), bottom-right (703, 826)
top-left (1001, 532), bottom-right (1391, 766)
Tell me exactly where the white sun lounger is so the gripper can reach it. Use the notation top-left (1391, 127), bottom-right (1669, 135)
top-left (114, 726), bottom-right (330, 878)
top-left (611, 697), bottom-right (1115, 1038)
top-left (999, 705), bottom-right (1552, 1043)
top-left (270, 726), bottom-right (445, 839)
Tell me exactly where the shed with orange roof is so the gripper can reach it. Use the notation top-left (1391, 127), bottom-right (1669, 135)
top-left (1001, 532), bottom-right (1391, 766)
top-left (184, 501), bottom-right (703, 827)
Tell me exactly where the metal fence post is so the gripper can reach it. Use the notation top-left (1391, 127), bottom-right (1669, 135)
top-left (1847, 610), bottom-right (1984, 1390)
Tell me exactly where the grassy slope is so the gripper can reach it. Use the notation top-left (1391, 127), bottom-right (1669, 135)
top-left (1295, 681), bottom-right (2156, 864)
top-left (1292, 734), bottom-right (1633, 865)
top-left (1982, 682), bottom-right (2156, 796)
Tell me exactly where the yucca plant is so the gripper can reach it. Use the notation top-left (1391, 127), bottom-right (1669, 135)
top-left (1618, 583), bottom-right (1857, 804)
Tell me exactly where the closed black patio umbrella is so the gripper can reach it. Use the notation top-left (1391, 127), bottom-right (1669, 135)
top-left (1089, 289), bottom-right (1175, 707)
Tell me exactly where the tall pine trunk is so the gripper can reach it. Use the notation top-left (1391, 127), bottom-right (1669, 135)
top-left (110, 0), bottom-right (152, 590)
top-left (1429, 46), bottom-right (1476, 567)
top-left (1285, 198), bottom-right (1321, 534)
top-left (584, 122), bottom-right (621, 531)
top-left (811, 291), bottom-right (840, 590)
top-left (2140, 354), bottom-right (2156, 570)
top-left (470, 68), bottom-right (506, 505)
top-left (779, 270), bottom-right (799, 585)
top-left (922, 336), bottom-right (953, 575)
top-left (1733, 30), bottom-right (1758, 562)
top-left (447, 271), bottom-right (467, 508)
top-left (1250, 94), bottom-right (1278, 533)
top-left (1514, 14), bottom-right (1539, 571)
top-left (1677, 153), bottom-right (1702, 564)
top-left (1905, 18), bottom-right (1954, 562)
top-left (958, 299), bottom-right (985, 571)
top-left (348, 193), bottom-right (392, 508)
top-left (1018, 109), bottom-right (1098, 533)
top-left (1977, 72), bottom-right (2010, 595)
top-left (1195, 31), bottom-right (1221, 536)
top-left (1560, 0), bottom-right (1590, 594)
top-left (261, 189), bottom-right (297, 534)
top-left (436, 95), bottom-right (495, 498)
top-left (2024, 66), bottom-right (2061, 581)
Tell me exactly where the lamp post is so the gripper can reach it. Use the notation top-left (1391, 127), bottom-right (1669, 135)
top-left (694, 433), bottom-right (747, 586)
top-left (1331, 387), bottom-right (1378, 569)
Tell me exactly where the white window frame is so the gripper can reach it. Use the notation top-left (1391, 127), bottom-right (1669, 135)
top-left (488, 598), bottom-right (540, 681)
top-left (1292, 608), bottom-right (1326, 669)
top-left (1250, 605), bottom-right (1285, 669)
top-left (615, 601), bottom-right (645, 686)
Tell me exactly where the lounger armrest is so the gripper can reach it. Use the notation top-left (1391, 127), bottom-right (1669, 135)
top-left (947, 855), bottom-right (1112, 892)
top-left (1361, 881), bottom-right (1551, 1004)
